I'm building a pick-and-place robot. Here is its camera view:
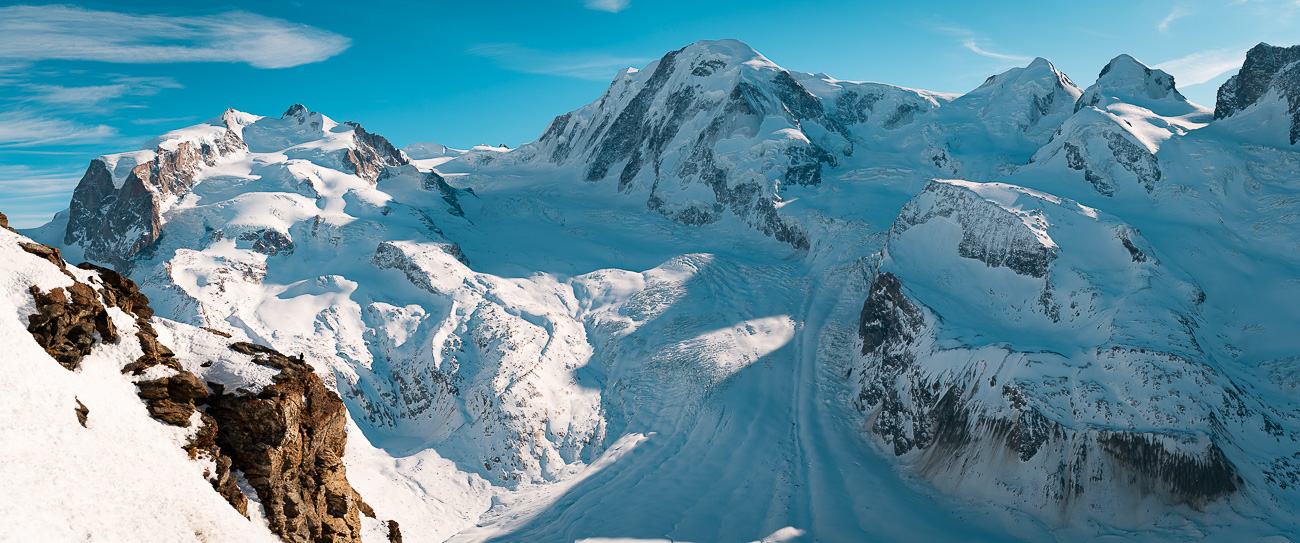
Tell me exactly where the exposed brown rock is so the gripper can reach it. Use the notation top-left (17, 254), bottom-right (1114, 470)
top-left (187, 412), bottom-right (249, 517)
top-left (0, 210), bottom-right (8, 230)
top-left (27, 283), bottom-right (117, 370)
top-left (386, 520), bottom-right (402, 543)
top-left (137, 371), bottom-right (209, 426)
top-left (77, 263), bottom-right (153, 319)
top-left (18, 242), bottom-right (66, 271)
top-left (74, 397), bottom-right (89, 427)
top-left (207, 344), bottom-right (366, 542)
top-left (202, 326), bottom-right (233, 338)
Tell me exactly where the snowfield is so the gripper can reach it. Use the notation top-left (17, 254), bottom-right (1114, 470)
top-left (6, 39), bottom-right (1300, 542)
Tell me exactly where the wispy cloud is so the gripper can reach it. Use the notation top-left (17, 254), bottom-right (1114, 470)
top-left (24, 77), bottom-right (182, 107)
top-left (468, 43), bottom-right (650, 81)
top-left (1155, 48), bottom-right (1247, 86)
top-left (961, 39), bottom-right (1033, 62)
top-left (929, 25), bottom-right (1032, 65)
top-left (1158, 6), bottom-right (1190, 33)
top-left (0, 164), bottom-right (86, 227)
top-left (0, 110), bottom-right (117, 147)
top-left (0, 5), bottom-right (350, 69)
top-left (585, 0), bottom-right (630, 12)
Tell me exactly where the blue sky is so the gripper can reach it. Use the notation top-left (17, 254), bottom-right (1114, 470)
top-left (1, 0), bottom-right (1297, 227)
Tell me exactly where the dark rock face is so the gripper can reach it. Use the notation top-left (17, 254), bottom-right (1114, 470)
top-left (421, 171), bottom-right (466, 217)
top-left (207, 343), bottom-right (367, 543)
top-left (1098, 432), bottom-right (1238, 505)
top-left (892, 181), bottom-right (1056, 278)
top-left (342, 122), bottom-right (409, 183)
top-left (238, 229), bottom-right (296, 256)
top-left (137, 372), bottom-right (209, 426)
top-left (64, 116), bottom-right (246, 268)
top-left (858, 272), bottom-right (923, 356)
top-left (1215, 43), bottom-right (1300, 144)
top-left (20, 242), bottom-right (71, 272)
top-left (1058, 130), bottom-right (1161, 196)
top-left (854, 273), bottom-right (928, 456)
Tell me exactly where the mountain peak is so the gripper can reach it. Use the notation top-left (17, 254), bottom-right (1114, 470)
top-left (1026, 56), bottom-right (1053, 70)
top-left (680, 39), bottom-right (767, 63)
top-left (1076, 53), bottom-right (1192, 115)
top-left (972, 56), bottom-right (1078, 96)
top-left (282, 103), bottom-right (310, 119)
top-left (956, 56), bottom-right (1081, 143)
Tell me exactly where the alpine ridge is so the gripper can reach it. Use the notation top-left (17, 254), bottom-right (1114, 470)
top-left (8, 38), bottom-right (1300, 542)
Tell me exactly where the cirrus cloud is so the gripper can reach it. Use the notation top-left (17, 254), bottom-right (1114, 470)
top-left (1154, 48), bottom-right (1247, 86)
top-left (0, 5), bottom-right (351, 69)
top-left (585, 0), bottom-right (630, 13)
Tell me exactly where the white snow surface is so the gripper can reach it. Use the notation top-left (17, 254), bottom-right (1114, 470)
top-left (13, 39), bottom-right (1300, 542)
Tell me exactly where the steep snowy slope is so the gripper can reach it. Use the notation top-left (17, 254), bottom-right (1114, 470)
top-left (849, 180), bottom-right (1297, 529)
top-left (23, 38), bottom-right (1300, 543)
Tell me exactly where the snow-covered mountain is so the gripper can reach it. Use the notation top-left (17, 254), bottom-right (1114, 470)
top-left (9, 39), bottom-right (1300, 542)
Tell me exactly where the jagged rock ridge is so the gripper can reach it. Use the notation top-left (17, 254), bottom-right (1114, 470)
top-left (1214, 42), bottom-right (1300, 144)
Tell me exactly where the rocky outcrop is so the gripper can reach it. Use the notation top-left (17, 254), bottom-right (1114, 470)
top-left (207, 342), bottom-right (367, 543)
top-left (27, 281), bottom-right (116, 370)
top-left (852, 272), bottom-right (1244, 513)
top-left (1037, 111), bottom-right (1163, 196)
top-left (1215, 43), bottom-right (1300, 144)
top-left (342, 122), bottom-right (409, 183)
top-left (21, 240), bottom-right (381, 539)
top-left (238, 229), bottom-right (296, 256)
top-left (74, 397), bottom-right (89, 427)
top-left (420, 170), bottom-right (466, 217)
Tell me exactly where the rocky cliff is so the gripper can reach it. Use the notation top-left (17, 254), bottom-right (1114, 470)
top-left (207, 342), bottom-right (370, 543)
top-left (1214, 42), bottom-right (1300, 144)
